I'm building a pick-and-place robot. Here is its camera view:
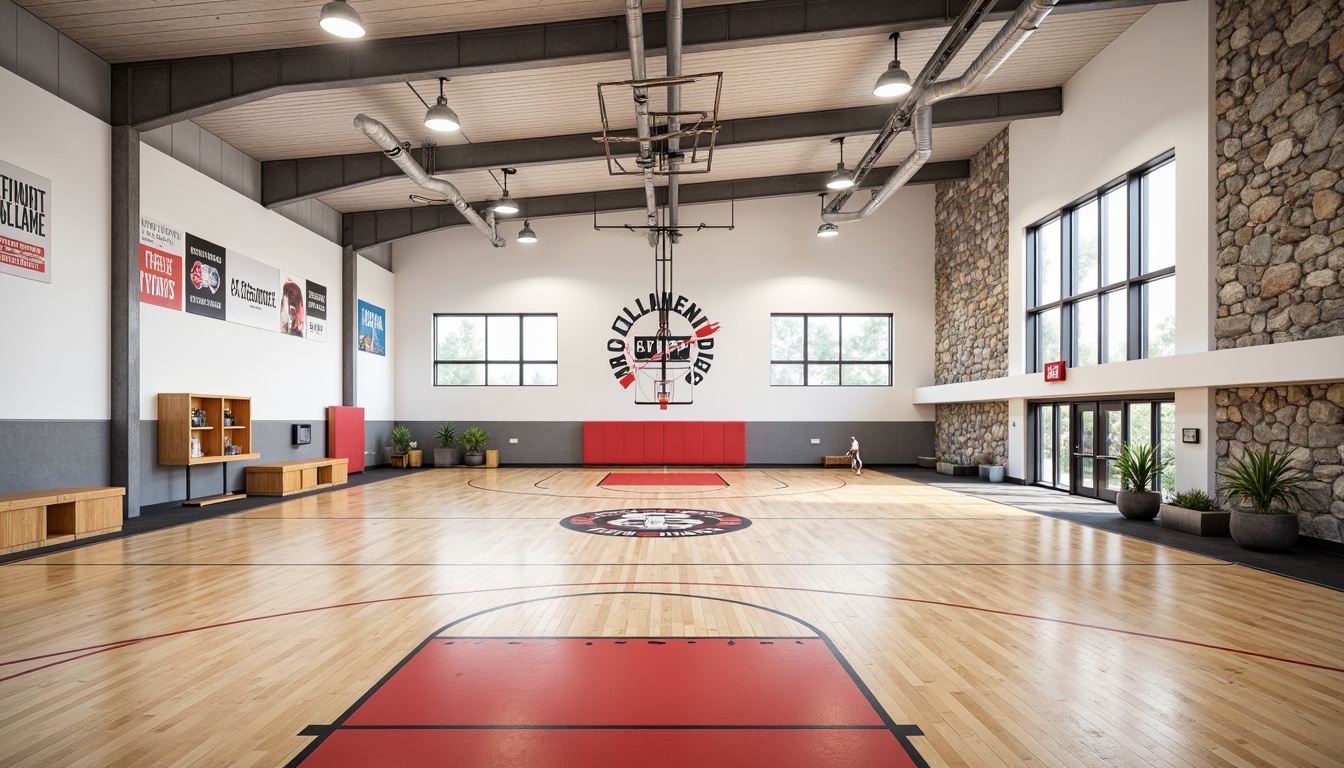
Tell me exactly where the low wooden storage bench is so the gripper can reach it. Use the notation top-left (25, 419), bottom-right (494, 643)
top-left (0, 487), bottom-right (125, 555)
top-left (823, 455), bottom-right (852, 467)
top-left (245, 458), bottom-right (349, 497)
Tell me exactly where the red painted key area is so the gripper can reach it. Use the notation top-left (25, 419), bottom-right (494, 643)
top-left (598, 472), bottom-right (727, 487)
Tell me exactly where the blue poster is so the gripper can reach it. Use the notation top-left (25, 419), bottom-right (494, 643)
top-left (358, 299), bottom-right (386, 356)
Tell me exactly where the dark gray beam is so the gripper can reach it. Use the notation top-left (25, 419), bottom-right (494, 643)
top-left (111, 126), bottom-right (141, 517)
top-left (264, 87), bottom-right (1059, 208)
top-left (343, 160), bottom-right (969, 249)
top-left (342, 245), bottom-right (357, 407)
top-left (112, 0), bottom-right (1174, 130)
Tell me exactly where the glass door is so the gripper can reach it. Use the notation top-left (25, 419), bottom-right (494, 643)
top-left (1072, 402), bottom-right (1098, 498)
top-left (1097, 401), bottom-right (1124, 502)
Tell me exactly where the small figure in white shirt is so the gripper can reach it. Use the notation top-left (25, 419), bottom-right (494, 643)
top-left (849, 436), bottom-right (862, 476)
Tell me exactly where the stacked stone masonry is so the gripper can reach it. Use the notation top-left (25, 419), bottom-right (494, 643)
top-left (934, 402), bottom-right (1008, 467)
top-left (1215, 0), bottom-right (1344, 348)
top-left (1215, 383), bottom-right (1344, 542)
top-left (934, 129), bottom-right (1009, 384)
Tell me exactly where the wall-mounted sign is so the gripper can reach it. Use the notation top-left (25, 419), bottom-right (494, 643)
top-left (605, 292), bottom-right (720, 406)
top-left (1182, 428), bottom-right (1200, 444)
top-left (226, 251), bottom-right (280, 331)
top-left (279, 273), bottom-right (306, 337)
top-left (139, 217), bottom-right (183, 310)
top-left (305, 280), bottom-right (327, 342)
top-left (1043, 360), bottom-right (1067, 382)
top-left (0, 159), bottom-right (52, 283)
top-left (184, 233), bottom-right (227, 320)
top-left (358, 299), bottom-right (386, 355)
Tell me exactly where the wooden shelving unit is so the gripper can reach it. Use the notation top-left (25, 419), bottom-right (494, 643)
top-left (159, 393), bottom-right (261, 505)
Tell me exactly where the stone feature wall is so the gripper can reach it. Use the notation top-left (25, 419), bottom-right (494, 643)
top-left (934, 402), bottom-right (1008, 466)
top-left (1215, 0), bottom-right (1344, 348)
top-left (1215, 383), bottom-right (1344, 542)
top-left (934, 129), bottom-right (1009, 384)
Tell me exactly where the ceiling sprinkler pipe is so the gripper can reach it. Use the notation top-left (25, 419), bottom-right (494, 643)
top-left (667, 0), bottom-right (684, 238)
top-left (353, 114), bottom-right (506, 247)
top-left (822, 0), bottom-right (1057, 224)
top-left (625, 0), bottom-right (660, 242)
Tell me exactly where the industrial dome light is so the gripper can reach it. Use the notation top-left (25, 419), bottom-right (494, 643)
top-left (517, 221), bottom-right (538, 243)
top-left (423, 78), bottom-right (461, 132)
top-left (826, 137), bottom-right (855, 190)
top-left (491, 169), bottom-right (521, 215)
top-left (319, 0), bottom-right (365, 38)
top-left (816, 222), bottom-right (840, 237)
top-left (873, 33), bottom-right (912, 99)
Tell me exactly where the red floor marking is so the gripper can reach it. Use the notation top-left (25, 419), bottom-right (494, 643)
top-left (599, 472), bottom-right (727, 487)
top-left (298, 638), bottom-right (920, 767)
top-left (298, 727), bottom-right (920, 768)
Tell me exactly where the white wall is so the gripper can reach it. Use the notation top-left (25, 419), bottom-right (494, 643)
top-left (0, 67), bottom-right (110, 419)
top-left (139, 145), bottom-right (343, 420)
top-left (393, 190), bottom-right (936, 423)
top-left (357, 255), bottom-right (395, 421)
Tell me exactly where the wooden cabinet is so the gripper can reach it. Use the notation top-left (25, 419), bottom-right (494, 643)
top-left (158, 393), bottom-right (261, 465)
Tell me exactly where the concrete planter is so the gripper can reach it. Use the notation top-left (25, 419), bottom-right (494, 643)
top-left (984, 465), bottom-right (1006, 483)
top-left (916, 456), bottom-right (937, 469)
top-left (463, 452), bottom-right (485, 466)
top-left (1230, 510), bottom-right (1298, 552)
top-left (1158, 504), bottom-right (1231, 536)
top-left (434, 447), bottom-right (462, 467)
top-left (936, 462), bottom-right (977, 477)
top-left (1115, 490), bottom-right (1161, 520)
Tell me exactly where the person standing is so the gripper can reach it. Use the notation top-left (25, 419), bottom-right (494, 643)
top-left (849, 436), bottom-right (862, 476)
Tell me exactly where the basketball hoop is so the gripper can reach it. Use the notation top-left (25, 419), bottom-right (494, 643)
top-left (594, 73), bottom-right (723, 177)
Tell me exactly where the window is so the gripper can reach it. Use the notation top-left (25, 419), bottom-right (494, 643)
top-left (434, 314), bottom-right (557, 386)
top-left (770, 314), bottom-right (892, 386)
top-left (1027, 153), bottom-right (1176, 373)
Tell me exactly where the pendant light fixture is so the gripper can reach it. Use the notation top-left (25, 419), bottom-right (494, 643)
top-left (826, 137), bottom-right (855, 190)
top-left (423, 78), bottom-right (461, 132)
top-left (816, 193), bottom-right (840, 237)
top-left (517, 221), bottom-right (538, 243)
top-left (491, 168), bottom-right (520, 215)
top-left (872, 32), bottom-right (912, 99)
top-left (319, 0), bottom-right (366, 38)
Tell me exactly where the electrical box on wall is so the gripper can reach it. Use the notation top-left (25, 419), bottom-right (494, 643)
top-left (293, 424), bottom-right (312, 445)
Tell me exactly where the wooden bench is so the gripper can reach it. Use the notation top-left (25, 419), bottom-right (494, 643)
top-left (0, 487), bottom-right (125, 555)
top-left (245, 458), bottom-right (349, 497)
top-left (823, 455), bottom-right (852, 467)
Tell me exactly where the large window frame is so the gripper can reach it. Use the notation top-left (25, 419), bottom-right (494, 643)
top-left (1026, 151), bottom-right (1176, 373)
top-left (769, 313), bottom-right (893, 387)
top-left (433, 313), bottom-right (558, 387)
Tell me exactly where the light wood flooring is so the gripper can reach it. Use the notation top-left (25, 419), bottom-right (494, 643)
top-left (1, 468), bottom-right (1342, 767)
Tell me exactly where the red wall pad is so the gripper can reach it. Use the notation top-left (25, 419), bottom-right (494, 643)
top-left (293, 638), bottom-right (924, 768)
top-left (582, 422), bottom-right (746, 465)
top-left (327, 406), bottom-right (365, 473)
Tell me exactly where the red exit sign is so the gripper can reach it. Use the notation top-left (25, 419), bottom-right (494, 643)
top-left (1044, 361), bottom-right (1067, 382)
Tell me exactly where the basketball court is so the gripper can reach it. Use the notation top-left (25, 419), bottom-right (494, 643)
top-left (2, 468), bottom-right (1341, 766)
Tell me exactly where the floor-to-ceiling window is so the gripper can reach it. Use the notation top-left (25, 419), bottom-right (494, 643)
top-left (1032, 397), bottom-right (1175, 501)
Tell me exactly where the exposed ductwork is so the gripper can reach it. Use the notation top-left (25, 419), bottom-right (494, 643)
top-left (353, 113), bottom-right (506, 247)
top-left (625, 0), bottom-right (660, 246)
top-left (666, 0), bottom-right (684, 242)
top-left (823, 0), bottom-right (1058, 224)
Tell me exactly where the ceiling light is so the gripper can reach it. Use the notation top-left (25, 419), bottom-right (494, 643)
top-left (491, 168), bottom-right (520, 215)
top-left (319, 0), bottom-right (365, 38)
top-left (424, 78), bottom-right (461, 132)
top-left (817, 223), bottom-right (840, 238)
top-left (873, 33), bottom-right (912, 99)
top-left (826, 136), bottom-right (854, 190)
top-left (517, 222), bottom-right (538, 243)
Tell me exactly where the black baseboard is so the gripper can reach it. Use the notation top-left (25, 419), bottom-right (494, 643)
top-left (1298, 535), bottom-right (1344, 557)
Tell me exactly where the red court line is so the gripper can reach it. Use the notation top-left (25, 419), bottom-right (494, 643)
top-left (599, 472), bottom-right (727, 487)
top-left (469, 476), bottom-right (848, 499)
top-left (3, 580), bottom-right (1342, 682)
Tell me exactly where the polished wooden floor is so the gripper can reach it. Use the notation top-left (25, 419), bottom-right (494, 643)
top-left (1, 468), bottom-right (1342, 767)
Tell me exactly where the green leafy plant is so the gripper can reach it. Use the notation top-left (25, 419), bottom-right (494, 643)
top-left (1113, 442), bottom-right (1170, 493)
top-left (391, 425), bottom-right (413, 454)
top-left (1169, 488), bottom-right (1215, 511)
top-left (435, 423), bottom-right (457, 448)
top-left (941, 456), bottom-right (961, 464)
top-left (1218, 447), bottom-right (1310, 515)
top-left (459, 427), bottom-right (490, 454)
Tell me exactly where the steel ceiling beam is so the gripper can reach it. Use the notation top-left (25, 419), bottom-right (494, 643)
top-left (264, 87), bottom-right (1059, 208)
top-left (342, 160), bottom-right (969, 249)
top-left (111, 0), bottom-right (1176, 130)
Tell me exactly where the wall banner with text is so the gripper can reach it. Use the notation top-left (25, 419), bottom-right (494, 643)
top-left (358, 300), bottom-right (386, 356)
top-left (305, 280), bottom-right (327, 342)
top-left (226, 251), bottom-right (281, 331)
top-left (139, 217), bottom-right (183, 310)
top-left (184, 233), bottom-right (227, 320)
top-left (0, 159), bottom-right (52, 283)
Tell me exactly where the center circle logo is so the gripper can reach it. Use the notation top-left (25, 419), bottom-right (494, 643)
top-left (561, 508), bottom-right (750, 538)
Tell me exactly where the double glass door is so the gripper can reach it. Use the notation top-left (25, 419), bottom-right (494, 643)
top-left (1070, 402), bottom-right (1124, 501)
top-left (1035, 398), bottom-right (1174, 501)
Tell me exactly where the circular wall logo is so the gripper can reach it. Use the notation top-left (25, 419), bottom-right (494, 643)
top-left (605, 293), bottom-right (720, 406)
top-left (561, 508), bottom-right (750, 538)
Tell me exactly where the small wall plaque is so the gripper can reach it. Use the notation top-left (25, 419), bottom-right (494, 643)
top-left (1043, 361), bottom-right (1067, 382)
top-left (1182, 428), bottom-right (1199, 444)
top-left (293, 424), bottom-right (313, 445)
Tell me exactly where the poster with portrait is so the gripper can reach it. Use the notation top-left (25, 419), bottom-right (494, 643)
top-left (184, 233), bottom-right (227, 320)
top-left (279, 272), bottom-right (306, 337)
top-left (139, 217), bottom-right (183, 310)
top-left (225, 250), bottom-right (280, 331)
top-left (358, 299), bottom-right (386, 355)
top-left (305, 280), bottom-right (327, 342)
top-left (0, 159), bottom-right (52, 283)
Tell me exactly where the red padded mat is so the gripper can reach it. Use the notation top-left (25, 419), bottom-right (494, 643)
top-left (599, 472), bottom-right (727, 487)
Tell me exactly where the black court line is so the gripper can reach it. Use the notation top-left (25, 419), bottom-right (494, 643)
top-left (7, 561), bottom-right (1238, 568)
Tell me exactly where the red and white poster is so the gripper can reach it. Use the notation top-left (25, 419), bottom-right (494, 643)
top-left (139, 217), bottom-right (183, 310)
top-left (0, 159), bottom-right (52, 283)
top-left (279, 272), bottom-right (307, 337)
top-left (1044, 360), bottom-right (1067, 382)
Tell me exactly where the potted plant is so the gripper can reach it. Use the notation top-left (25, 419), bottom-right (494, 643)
top-left (1113, 442), bottom-right (1169, 520)
top-left (391, 425), bottom-right (413, 457)
top-left (1158, 488), bottom-right (1229, 537)
top-left (459, 426), bottom-right (490, 466)
top-left (936, 456), bottom-right (976, 476)
top-left (434, 423), bottom-right (459, 467)
top-left (1218, 447), bottom-right (1309, 552)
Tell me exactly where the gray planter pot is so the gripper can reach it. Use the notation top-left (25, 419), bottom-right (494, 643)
top-left (936, 462), bottom-right (977, 476)
top-left (1158, 504), bottom-right (1231, 537)
top-left (463, 452), bottom-right (485, 466)
top-left (1230, 510), bottom-right (1298, 552)
top-left (985, 465), bottom-right (1006, 483)
top-left (434, 447), bottom-right (461, 467)
top-left (916, 456), bottom-right (937, 469)
top-left (1115, 490), bottom-right (1161, 520)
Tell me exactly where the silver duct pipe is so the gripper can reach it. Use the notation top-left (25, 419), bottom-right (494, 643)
top-left (823, 0), bottom-right (1057, 224)
top-left (666, 0), bottom-right (684, 240)
top-left (353, 114), bottom-right (506, 247)
top-left (624, 0), bottom-right (660, 244)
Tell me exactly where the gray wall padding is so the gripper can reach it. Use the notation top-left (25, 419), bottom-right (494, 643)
top-left (0, 420), bottom-right (112, 494)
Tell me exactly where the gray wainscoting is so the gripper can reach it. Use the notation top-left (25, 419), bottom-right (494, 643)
top-left (366, 420), bottom-right (395, 466)
top-left (0, 420), bottom-right (112, 494)
top-left (397, 421), bottom-right (584, 465)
